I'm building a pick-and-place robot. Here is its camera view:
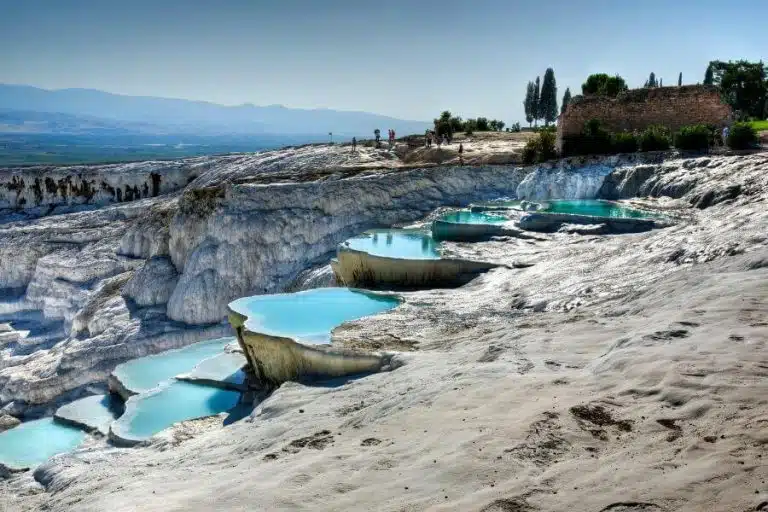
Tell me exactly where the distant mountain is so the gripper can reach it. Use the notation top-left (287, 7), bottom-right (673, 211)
top-left (0, 109), bottom-right (168, 135)
top-left (0, 84), bottom-right (429, 136)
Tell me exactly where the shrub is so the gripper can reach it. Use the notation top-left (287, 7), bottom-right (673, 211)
top-left (522, 142), bottom-right (537, 164)
top-left (674, 125), bottom-right (711, 151)
top-left (726, 122), bottom-right (759, 149)
top-left (511, 122), bottom-right (521, 133)
top-left (522, 131), bottom-right (557, 164)
top-left (581, 73), bottom-right (628, 97)
top-left (638, 125), bottom-right (671, 152)
top-left (561, 119), bottom-right (613, 156)
top-left (611, 131), bottom-right (639, 153)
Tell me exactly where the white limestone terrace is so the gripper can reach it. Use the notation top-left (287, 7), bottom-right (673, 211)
top-left (0, 140), bottom-right (765, 420)
top-left (2, 150), bottom-right (765, 511)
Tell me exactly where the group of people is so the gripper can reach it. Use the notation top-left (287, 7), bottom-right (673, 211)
top-left (424, 130), bottom-right (451, 148)
top-left (350, 128), bottom-right (397, 152)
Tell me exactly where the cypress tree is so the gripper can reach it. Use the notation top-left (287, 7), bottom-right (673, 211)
top-left (533, 76), bottom-right (541, 127)
top-left (678, 72), bottom-right (682, 86)
top-left (539, 68), bottom-right (558, 126)
top-left (704, 64), bottom-right (714, 85)
top-left (561, 87), bottom-right (572, 115)
top-left (645, 72), bottom-right (657, 88)
top-left (659, 77), bottom-right (663, 87)
top-left (524, 82), bottom-right (534, 127)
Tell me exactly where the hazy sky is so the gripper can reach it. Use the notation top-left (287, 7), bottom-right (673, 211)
top-left (1, 0), bottom-right (766, 123)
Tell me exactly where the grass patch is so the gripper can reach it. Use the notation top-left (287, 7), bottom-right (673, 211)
top-left (749, 120), bottom-right (768, 131)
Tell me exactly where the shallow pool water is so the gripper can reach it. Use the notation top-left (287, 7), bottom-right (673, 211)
top-left (229, 288), bottom-right (401, 345)
top-left (113, 337), bottom-right (235, 394)
top-left (342, 230), bottom-right (440, 260)
top-left (542, 200), bottom-right (656, 219)
top-left (0, 418), bottom-right (86, 469)
top-left (111, 381), bottom-right (240, 442)
top-left (55, 394), bottom-right (122, 435)
top-left (439, 211), bottom-right (509, 225)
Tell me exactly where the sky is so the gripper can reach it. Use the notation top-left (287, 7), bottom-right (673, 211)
top-left (1, 0), bottom-right (766, 124)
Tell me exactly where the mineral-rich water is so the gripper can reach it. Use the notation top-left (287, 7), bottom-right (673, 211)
top-left (342, 230), bottom-right (440, 260)
top-left (0, 418), bottom-right (85, 469)
top-left (439, 211), bottom-right (509, 225)
top-left (229, 288), bottom-right (401, 344)
top-left (110, 381), bottom-right (240, 442)
top-left (113, 337), bottom-right (235, 394)
top-left (542, 200), bottom-right (657, 219)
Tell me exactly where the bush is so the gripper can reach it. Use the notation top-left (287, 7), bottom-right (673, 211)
top-left (521, 142), bottom-right (537, 164)
top-left (561, 119), bottom-right (613, 156)
top-left (674, 125), bottom-right (711, 151)
top-left (638, 125), bottom-right (671, 152)
top-left (581, 73), bottom-right (628, 97)
top-left (726, 122), bottom-right (759, 149)
top-left (611, 131), bottom-right (639, 153)
top-left (511, 122), bottom-right (521, 132)
top-left (523, 131), bottom-right (557, 164)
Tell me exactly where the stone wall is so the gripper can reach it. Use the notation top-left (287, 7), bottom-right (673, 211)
top-left (557, 85), bottom-right (732, 151)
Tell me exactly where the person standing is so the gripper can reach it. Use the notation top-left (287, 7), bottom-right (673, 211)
top-left (352, 137), bottom-right (357, 152)
top-left (374, 128), bottom-right (381, 148)
top-left (458, 143), bottom-right (464, 165)
top-left (722, 125), bottom-right (730, 147)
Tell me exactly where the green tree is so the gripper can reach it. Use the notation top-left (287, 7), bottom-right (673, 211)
top-left (495, 120), bottom-right (505, 131)
top-left (533, 76), bottom-right (541, 127)
top-left (524, 82), bottom-right (535, 127)
top-left (489, 120), bottom-right (498, 131)
top-left (561, 87), bottom-right (572, 115)
top-left (644, 72), bottom-right (658, 88)
top-left (678, 72), bottom-right (682, 87)
top-left (539, 68), bottom-right (558, 126)
top-left (704, 64), bottom-right (714, 85)
top-left (708, 60), bottom-right (768, 119)
top-left (659, 77), bottom-right (663, 87)
top-left (581, 74), bottom-right (628, 97)
top-left (476, 117), bottom-right (490, 131)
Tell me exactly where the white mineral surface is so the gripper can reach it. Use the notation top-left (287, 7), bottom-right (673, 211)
top-left (0, 142), bottom-right (766, 511)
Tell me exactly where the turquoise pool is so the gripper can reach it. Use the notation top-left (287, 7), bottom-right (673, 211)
top-left (113, 337), bottom-right (235, 394)
top-left (111, 381), bottom-right (240, 443)
top-left (229, 288), bottom-right (401, 345)
top-left (439, 211), bottom-right (509, 225)
top-left (0, 418), bottom-right (86, 469)
top-left (542, 200), bottom-right (656, 219)
top-left (342, 230), bottom-right (440, 260)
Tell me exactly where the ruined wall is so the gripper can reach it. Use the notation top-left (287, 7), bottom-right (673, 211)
top-left (557, 85), bottom-right (732, 150)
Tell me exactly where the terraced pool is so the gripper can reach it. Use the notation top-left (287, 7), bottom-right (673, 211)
top-left (438, 211), bottom-right (509, 225)
top-left (0, 418), bottom-right (86, 470)
top-left (542, 200), bottom-right (656, 219)
top-left (229, 288), bottom-right (401, 345)
top-left (341, 230), bottom-right (440, 260)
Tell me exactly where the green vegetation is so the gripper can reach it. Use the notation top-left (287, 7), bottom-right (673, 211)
top-left (561, 88), bottom-right (571, 114)
top-left (707, 60), bottom-right (767, 119)
top-left (521, 130), bottom-right (556, 164)
top-left (581, 73), bottom-right (628, 97)
top-left (540, 68), bottom-right (558, 126)
top-left (678, 72), bottom-right (683, 87)
top-left (749, 119), bottom-right (768, 131)
top-left (611, 131), bottom-right (639, 153)
top-left (644, 72), bottom-right (659, 88)
top-left (726, 122), bottom-right (759, 149)
top-left (638, 125), bottom-right (672, 152)
top-left (524, 81), bottom-right (535, 127)
top-left (433, 111), bottom-right (507, 139)
top-left (674, 125), bottom-right (712, 151)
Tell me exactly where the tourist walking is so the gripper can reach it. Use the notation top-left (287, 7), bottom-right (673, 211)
top-left (722, 125), bottom-right (730, 147)
top-left (458, 143), bottom-right (464, 165)
top-left (374, 128), bottom-right (381, 148)
top-left (352, 137), bottom-right (356, 152)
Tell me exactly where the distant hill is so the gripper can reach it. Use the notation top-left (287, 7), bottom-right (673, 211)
top-left (0, 84), bottom-right (429, 136)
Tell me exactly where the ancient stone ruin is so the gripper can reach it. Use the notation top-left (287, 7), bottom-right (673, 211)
top-left (556, 85), bottom-right (733, 152)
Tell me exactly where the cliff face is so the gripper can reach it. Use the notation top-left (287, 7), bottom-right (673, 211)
top-left (1, 143), bottom-right (765, 414)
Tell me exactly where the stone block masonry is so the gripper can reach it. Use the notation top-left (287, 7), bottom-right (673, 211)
top-left (556, 85), bottom-right (732, 151)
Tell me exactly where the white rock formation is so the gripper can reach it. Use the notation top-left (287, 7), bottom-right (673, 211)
top-left (122, 257), bottom-right (179, 307)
